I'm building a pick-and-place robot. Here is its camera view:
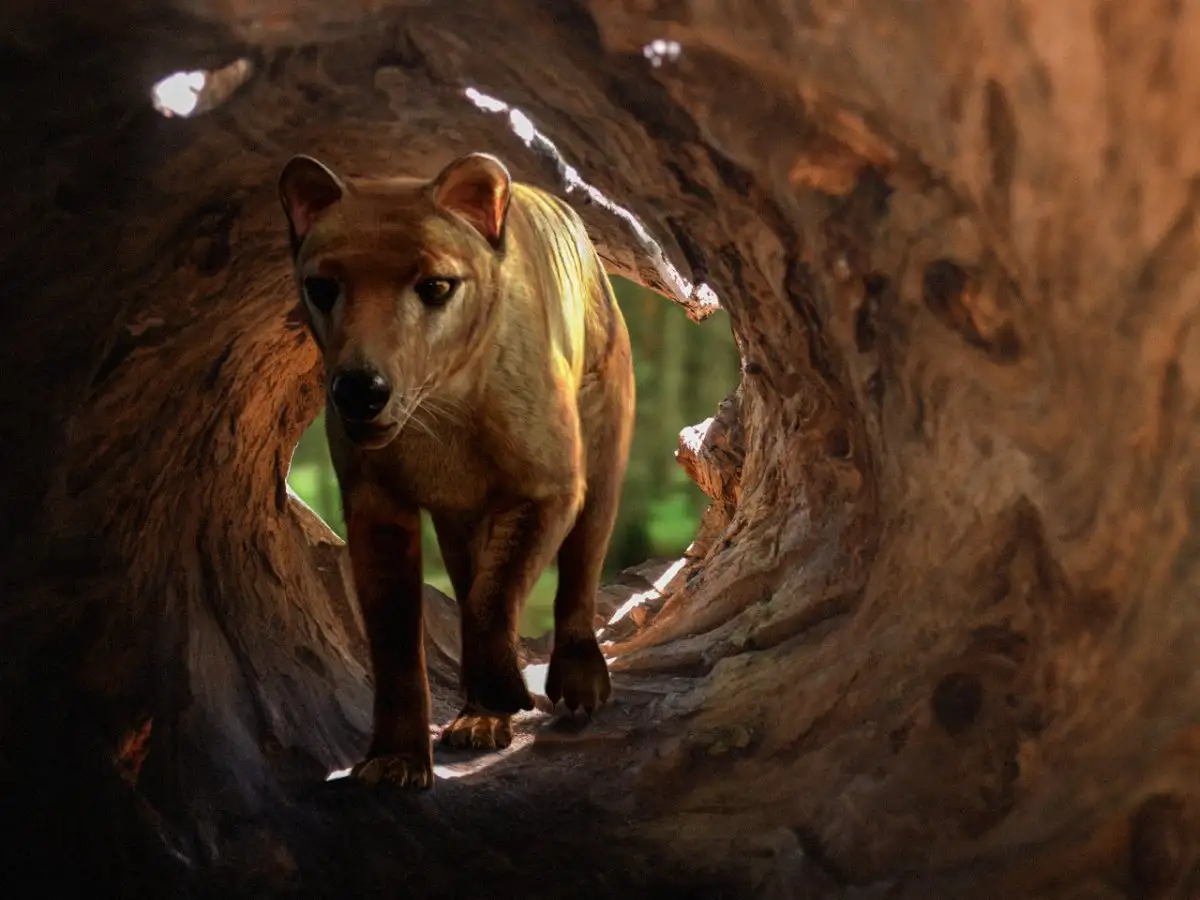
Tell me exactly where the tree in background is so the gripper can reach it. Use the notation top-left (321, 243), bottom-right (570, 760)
top-left (287, 276), bottom-right (740, 634)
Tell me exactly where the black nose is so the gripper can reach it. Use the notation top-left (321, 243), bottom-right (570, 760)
top-left (330, 368), bottom-right (392, 422)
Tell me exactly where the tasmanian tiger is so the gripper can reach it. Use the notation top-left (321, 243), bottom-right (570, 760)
top-left (279, 152), bottom-right (635, 789)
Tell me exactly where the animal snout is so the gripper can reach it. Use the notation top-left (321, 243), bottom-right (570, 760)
top-left (330, 367), bottom-right (392, 422)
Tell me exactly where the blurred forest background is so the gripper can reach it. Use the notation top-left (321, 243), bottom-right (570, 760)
top-left (288, 275), bottom-right (740, 636)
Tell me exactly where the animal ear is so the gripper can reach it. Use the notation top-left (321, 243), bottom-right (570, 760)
top-left (278, 155), bottom-right (346, 251)
top-left (430, 153), bottom-right (512, 249)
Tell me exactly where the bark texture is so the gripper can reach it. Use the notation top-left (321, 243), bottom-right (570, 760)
top-left (2, 2), bottom-right (1199, 898)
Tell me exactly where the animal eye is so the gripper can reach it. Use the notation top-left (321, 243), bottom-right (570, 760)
top-left (303, 276), bottom-right (342, 315)
top-left (414, 277), bottom-right (459, 308)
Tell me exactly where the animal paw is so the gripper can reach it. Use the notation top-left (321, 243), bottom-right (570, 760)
top-left (546, 636), bottom-right (611, 714)
top-left (464, 656), bottom-right (535, 714)
top-left (350, 751), bottom-right (434, 790)
top-left (440, 707), bottom-right (513, 751)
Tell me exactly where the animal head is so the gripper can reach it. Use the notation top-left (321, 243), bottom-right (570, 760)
top-left (278, 152), bottom-right (513, 449)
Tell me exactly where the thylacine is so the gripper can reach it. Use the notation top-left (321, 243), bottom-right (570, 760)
top-left (279, 152), bottom-right (635, 788)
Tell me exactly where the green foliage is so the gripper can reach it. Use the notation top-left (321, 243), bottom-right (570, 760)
top-left (645, 491), bottom-right (701, 553)
top-left (286, 275), bottom-right (739, 637)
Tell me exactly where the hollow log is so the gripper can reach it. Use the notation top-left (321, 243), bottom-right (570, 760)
top-left (3, 1), bottom-right (1200, 898)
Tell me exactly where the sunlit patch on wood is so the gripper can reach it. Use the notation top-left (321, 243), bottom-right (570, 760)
top-left (150, 58), bottom-right (255, 118)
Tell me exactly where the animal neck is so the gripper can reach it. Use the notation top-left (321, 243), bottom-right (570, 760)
top-left (441, 221), bottom-right (550, 409)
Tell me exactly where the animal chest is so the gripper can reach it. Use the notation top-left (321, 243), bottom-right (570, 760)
top-left (363, 422), bottom-right (497, 515)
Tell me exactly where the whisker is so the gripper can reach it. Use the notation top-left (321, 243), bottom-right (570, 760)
top-left (395, 376), bottom-right (473, 439)
top-left (421, 395), bottom-right (470, 425)
top-left (443, 396), bottom-right (472, 418)
top-left (407, 408), bottom-right (443, 444)
top-left (419, 398), bottom-right (460, 425)
top-left (392, 377), bottom-right (438, 437)
top-left (394, 393), bottom-right (424, 435)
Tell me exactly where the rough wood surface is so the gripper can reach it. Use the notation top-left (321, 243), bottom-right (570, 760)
top-left (676, 387), bottom-right (745, 517)
top-left (2, 1), bottom-right (1199, 898)
top-left (660, 386), bottom-right (746, 602)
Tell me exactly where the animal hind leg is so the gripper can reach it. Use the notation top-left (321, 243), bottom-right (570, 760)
top-left (432, 511), bottom-right (513, 752)
top-left (459, 495), bottom-right (580, 718)
top-left (546, 396), bottom-right (633, 713)
top-left (432, 511), bottom-right (476, 609)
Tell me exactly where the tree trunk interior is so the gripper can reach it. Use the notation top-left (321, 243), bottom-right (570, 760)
top-left (2, 2), bottom-right (1198, 898)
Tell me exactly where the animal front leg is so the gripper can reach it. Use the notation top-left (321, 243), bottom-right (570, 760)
top-left (344, 507), bottom-right (433, 789)
top-left (452, 496), bottom-right (578, 731)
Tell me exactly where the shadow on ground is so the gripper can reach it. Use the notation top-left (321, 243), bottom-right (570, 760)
top-left (200, 713), bottom-right (744, 900)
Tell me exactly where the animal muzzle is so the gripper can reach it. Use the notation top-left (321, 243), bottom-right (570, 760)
top-left (330, 365), bottom-right (392, 423)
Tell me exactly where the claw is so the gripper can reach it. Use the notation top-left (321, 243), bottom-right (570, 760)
top-left (351, 752), bottom-right (434, 790)
top-left (547, 637), bottom-right (611, 716)
top-left (440, 707), bottom-right (513, 751)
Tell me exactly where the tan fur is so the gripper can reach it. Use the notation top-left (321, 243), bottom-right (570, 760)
top-left (279, 152), bottom-right (635, 788)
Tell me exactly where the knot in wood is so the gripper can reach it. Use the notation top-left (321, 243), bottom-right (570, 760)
top-left (922, 259), bottom-right (969, 314)
top-left (931, 671), bottom-right (983, 736)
